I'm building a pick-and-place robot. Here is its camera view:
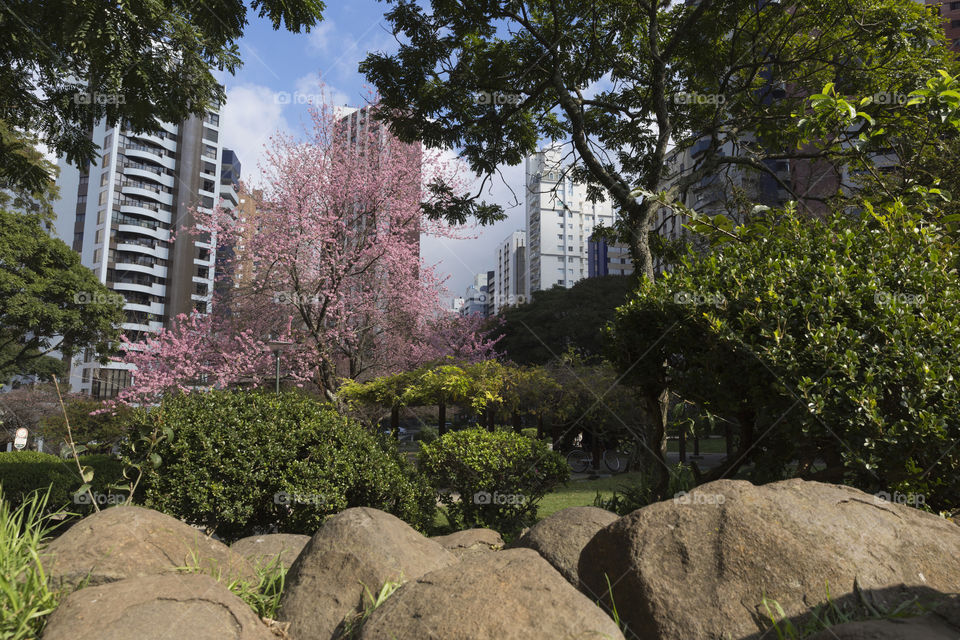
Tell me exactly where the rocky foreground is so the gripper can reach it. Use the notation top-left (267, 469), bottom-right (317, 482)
top-left (39, 479), bottom-right (960, 639)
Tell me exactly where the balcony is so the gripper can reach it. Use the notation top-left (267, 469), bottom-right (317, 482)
top-left (119, 203), bottom-right (172, 224)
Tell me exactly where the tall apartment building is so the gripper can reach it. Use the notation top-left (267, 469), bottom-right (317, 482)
top-left (460, 272), bottom-right (493, 317)
top-left (52, 109), bottom-right (234, 397)
top-left (587, 239), bottom-right (634, 278)
top-left (922, 1), bottom-right (960, 51)
top-left (493, 230), bottom-right (528, 314)
top-left (525, 146), bottom-right (615, 294)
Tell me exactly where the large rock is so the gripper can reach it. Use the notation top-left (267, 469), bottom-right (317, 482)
top-left (431, 528), bottom-right (503, 556)
top-left (41, 573), bottom-right (276, 640)
top-left (277, 507), bottom-right (457, 639)
top-left (807, 594), bottom-right (960, 640)
top-left (357, 548), bottom-right (625, 640)
top-left (510, 506), bottom-right (617, 585)
top-left (579, 479), bottom-right (960, 640)
top-left (231, 533), bottom-right (310, 569)
top-left (42, 506), bottom-right (255, 589)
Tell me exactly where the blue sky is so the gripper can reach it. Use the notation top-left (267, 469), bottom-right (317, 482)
top-left (219, 3), bottom-right (530, 300)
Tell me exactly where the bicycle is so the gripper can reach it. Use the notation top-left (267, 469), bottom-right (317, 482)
top-left (566, 447), bottom-right (627, 473)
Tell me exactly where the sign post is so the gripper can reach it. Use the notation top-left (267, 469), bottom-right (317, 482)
top-left (13, 427), bottom-right (28, 451)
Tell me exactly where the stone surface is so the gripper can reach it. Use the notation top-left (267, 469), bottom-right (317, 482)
top-left (509, 506), bottom-right (617, 586)
top-left (579, 479), bottom-right (960, 640)
top-left (41, 573), bottom-right (276, 640)
top-left (430, 528), bottom-right (503, 556)
top-left (357, 548), bottom-right (625, 640)
top-left (807, 594), bottom-right (960, 640)
top-left (231, 533), bottom-right (310, 569)
top-left (277, 507), bottom-right (456, 640)
top-left (806, 616), bottom-right (957, 640)
top-left (42, 506), bottom-right (255, 589)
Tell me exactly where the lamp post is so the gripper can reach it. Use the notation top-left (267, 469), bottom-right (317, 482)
top-left (267, 339), bottom-right (295, 394)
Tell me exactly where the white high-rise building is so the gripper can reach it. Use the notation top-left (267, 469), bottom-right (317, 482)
top-left (460, 272), bottom-right (492, 317)
top-left (493, 230), bottom-right (527, 314)
top-left (525, 146), bottom-right (615, 294)
top-left (51, 109), bottom-right (235, 397)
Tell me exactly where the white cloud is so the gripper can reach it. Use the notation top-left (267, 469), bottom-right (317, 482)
top-left (220, 83), bottom-right (290, 188)
top-left (295, 73), bottom-right (351, 108)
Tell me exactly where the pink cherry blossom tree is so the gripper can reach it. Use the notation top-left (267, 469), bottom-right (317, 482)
top-left (114, 98), bottom-right (499, 405)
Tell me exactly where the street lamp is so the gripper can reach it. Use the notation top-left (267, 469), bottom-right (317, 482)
top-left (267, 338), bottom-right (295, 394)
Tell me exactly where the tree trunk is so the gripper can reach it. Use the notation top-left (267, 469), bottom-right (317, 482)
top-left (390, 405), bottom-right (400, 439)
top-left (641, 388), bottom-right (671, 500)
top-left (512, 411), bottom-right (522, 434)
top-left (591, 429), bottom-right (602, 471)
top-left (438, 401), bottom-right (447, 435)
top-left (485, 407), bottom-right (495, 432)
top-left (679, 424), bottom-right (686, 463)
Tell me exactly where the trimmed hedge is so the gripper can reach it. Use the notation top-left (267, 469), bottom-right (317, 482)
top-left (0, 451), bottom-right (126, 513)
top-left (418, 427), bottom-right (569, 535)
top-left (124, 390), bottom-right (436, 541)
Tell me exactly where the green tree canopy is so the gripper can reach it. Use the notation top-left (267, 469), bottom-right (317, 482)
top-left (496, 275), bottom-right (632, 365)
top-left (0, 207), bottom-right (124, 384)
top-left (362, 0), bottom-right (955, 280)
top-left (0, 0), bottom-right (325, 196)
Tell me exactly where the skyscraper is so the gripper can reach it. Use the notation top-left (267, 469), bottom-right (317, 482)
top-left (51, 109), bottom-right (234, 397)
top-left (494, 230), bottom-right (528, 314)
top-left (525, 145), bottom-right (615, 294)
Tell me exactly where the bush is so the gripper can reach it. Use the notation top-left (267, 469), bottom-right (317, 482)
top-left (414, 425), bottom-right (438, 443)
top-left (418, 427), bottom-right (569, 535)
top-left (0, 451), bottom-right (125, 514)
top-left (520, 427), bottom-right (538, 440)
top-left (123, 390), bottom-right (436, 541)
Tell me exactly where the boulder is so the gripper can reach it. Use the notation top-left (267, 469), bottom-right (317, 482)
top-left (431, 528), bottom-right (503, 556)
top-left (807, 594), bottom-right (960, 640)
top-left (510, 506), bottom-right (617, 585)
top-left (357, 548), bottom-right (625, 640)
top-left (277, 507), bottom-right (456, 639)
top-left (42, 506), bottom-right (255, 589)
top-left (231, 533), bottom-right (309, 569)
top-left (41, 573), bottom-right (276, 640)
top-left (579, 479), bottom-right (960, 640)
top-left (806, 617), bottom-right (956, 640)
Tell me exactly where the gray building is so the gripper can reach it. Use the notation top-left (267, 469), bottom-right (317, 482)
top-left (52, 109), bottom-right (235, 397)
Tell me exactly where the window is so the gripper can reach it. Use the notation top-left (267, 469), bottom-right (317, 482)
top-left (557, 279), bottom-right (564, 285)
top-left (100, 172), bottom-right (109, 187)
top-left (202, 144), bottom-right (218, 159)
top-left (93, 248), bottom-right (102, 263)
top-left (97, 210), bottom-right (105, 224)
top-left (95, 229), bottom-right (103, 244)
top-left (202, 127), bottom-right (218, 142)
top-left (568, 246), bottom-right (574, 251)
top-left (102, 152), bottom-right (111, 168)
top-left (98, 190), bottom-right (108, 205)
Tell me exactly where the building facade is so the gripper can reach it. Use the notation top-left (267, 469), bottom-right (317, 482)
top-left (493, 230), bottom-right (528, 314)
top-left (525, 145), bottom-right (616, 294)
top-left (52, 110), bottom-right (234, 396)
top-left (587, 238), bottom-right (634, 278)
top-left (460, 272), bottom-right (493, 317)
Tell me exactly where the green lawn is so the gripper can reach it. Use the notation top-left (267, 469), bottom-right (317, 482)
top-left (666, 437), bottom-right (727, 454)
top-left (536, 472), bottom-right (646, 520)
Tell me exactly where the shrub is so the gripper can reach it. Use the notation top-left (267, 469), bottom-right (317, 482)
top-left (418, 427), bottom-right (569, 534)
top-left (0, 451), bottom-right (125, 514)
top-left (414, 425), bottom-right (438, 443)
top-left (123, 390), bottom-right (435, 541)
top-left (520, 427), bottom-right (538, 440)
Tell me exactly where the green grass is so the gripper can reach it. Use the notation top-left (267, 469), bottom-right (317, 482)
top-left (537, 472), bottom-right (648, 520)
top-left (0, 488), bottom-right (64, 640)
top-left (666, 437), bottom-right (727, 454)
